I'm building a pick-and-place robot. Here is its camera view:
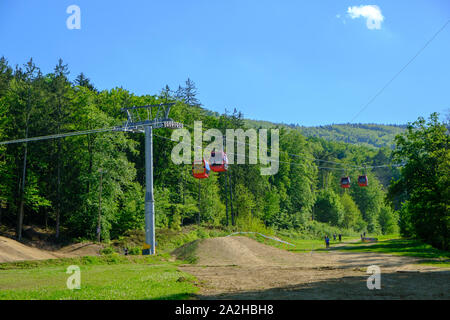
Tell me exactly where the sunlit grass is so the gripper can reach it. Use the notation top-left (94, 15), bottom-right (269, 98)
top-left (0, 255), bottom-right (198, 300)
top-left (247, 232), bottom-right (449, 268)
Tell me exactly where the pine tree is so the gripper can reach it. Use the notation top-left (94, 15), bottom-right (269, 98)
top-left (74, 72), bottom-right (96, 91)
top-left (182, 78), bottom-right (201, 107)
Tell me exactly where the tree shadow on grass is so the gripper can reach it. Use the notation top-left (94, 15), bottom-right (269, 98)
top-left (334, 239), bottom-right (450, 260)
top-left (145, 293), bottom-right (197, 300)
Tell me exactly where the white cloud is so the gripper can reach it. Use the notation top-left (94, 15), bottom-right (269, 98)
top-left (347, 5), bottom-right (384, 30)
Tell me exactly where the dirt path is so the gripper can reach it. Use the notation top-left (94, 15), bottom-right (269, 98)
top-left (0, 236), bottom-right (102, 263)
top-left (175, 236), bottom-right (450, 300)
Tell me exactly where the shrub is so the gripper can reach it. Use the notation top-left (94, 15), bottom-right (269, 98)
top-left (100, 246), bottom-right (115, 255)
top-left (129, 247), bottom-right (141, 255)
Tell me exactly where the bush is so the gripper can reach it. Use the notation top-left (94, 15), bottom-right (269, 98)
top-left (169, 210), bottom-right (182, 231)
top-left (196, 228), bottom-right (208, 239)
top-left (128, 247), bottom-right (141, 255)
top-left (100, 246), bottom-right (115, 255)
top-left (81, 256), bottom-right (100, 264)
top-left (104, 252), bottom-right (121, 263)
top-left (237, 216), bottom-right (273, 235)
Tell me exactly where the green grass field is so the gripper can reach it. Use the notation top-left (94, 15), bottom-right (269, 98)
top-left (1, 228), bottom-right (448, 300)
top-left (0, 255), bottom-right (198, 300)
top-left (247, 232), bottom-right (450, 267)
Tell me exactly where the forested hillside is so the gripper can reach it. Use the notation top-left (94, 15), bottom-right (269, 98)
top-left (299, 124), bottom-right (406, 148)
top-left (245, 119), bottom-right (405, 148)
top-left (0, 57), bottom-right (404, 243)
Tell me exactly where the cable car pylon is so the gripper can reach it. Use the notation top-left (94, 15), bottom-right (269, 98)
top-left (115, 103), bottom-right (182, 255)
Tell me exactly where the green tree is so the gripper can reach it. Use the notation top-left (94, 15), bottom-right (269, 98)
top-left (47, 59), bottom-right (72, 238)
top-left (350, 172), bottom-right (384, 234)
top-left (314, 189), bottom-right (344, 226)
top-left (74, 72), bottom-right (96, 91)
top-left (198, 174), bottom-right (225, 225)
top-left (4, 59), bottom-right (50, 239)
top-left (340, 192), bottom-right (362, 230)
top-left (0, 57), bottom-right (13, 224)
top-left (263, 186), bottom-right (280, 225)
top-left (389, 113), bottom-right (449, 249)
top-left (281, 130), bottom-right (317, 218)
top-left (378, 205), bottom-right (399, 234)
top-left (234, 184), bottom-right (255, 224)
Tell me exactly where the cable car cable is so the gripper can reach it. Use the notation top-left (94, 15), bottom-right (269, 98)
top-left (152, 132), bottom-right (405, 171)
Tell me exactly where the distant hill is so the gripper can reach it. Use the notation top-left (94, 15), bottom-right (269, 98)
top-left (298, 123), bottom-right (406, 148)
top-left (244, 119), bottom-right (406, 148)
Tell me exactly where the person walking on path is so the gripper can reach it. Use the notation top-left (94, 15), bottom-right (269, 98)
top-left (339, 234), bottom-right (342, 242)
top-left (325, 235), bottom-right (330, 249)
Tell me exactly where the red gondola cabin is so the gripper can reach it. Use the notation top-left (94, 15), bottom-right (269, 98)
top-left (340, 176), bottom-right (351, 188)
top-left (209, 150), bottom-right (228, 172)
top-left (358, 175), bottom-right (368, 187)
top-left (192, 159), bottom-right (210, 179)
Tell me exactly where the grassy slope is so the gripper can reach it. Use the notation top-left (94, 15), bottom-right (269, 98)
top-left (0, 225), bottom-right (228, 300)
top-left (0, 224), bottom-right (353, 300)
top-left (1, 226), bottom-right (448, 300)
top-left (0, 255), bottom-right (198, 300)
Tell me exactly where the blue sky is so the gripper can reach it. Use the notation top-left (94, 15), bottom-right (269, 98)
top-left (0, 0), bottom-right (449, 126)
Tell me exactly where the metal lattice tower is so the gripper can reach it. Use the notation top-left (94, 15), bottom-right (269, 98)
top-left (115, 103), bottom-right (182, 133)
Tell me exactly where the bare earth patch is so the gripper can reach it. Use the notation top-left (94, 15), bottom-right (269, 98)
top-left (175, 236), bottom-right (450, 300)
top-left (0, 235), bottom-right (102, 263)
top-left (57, 242), bottom-right (103, 257)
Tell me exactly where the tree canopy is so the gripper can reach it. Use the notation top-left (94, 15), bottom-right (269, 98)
top-left (389, 113), bottom-right (449, 250)
top-left (2, 57), bottom-right (436, 245)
